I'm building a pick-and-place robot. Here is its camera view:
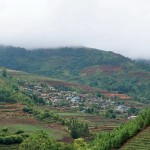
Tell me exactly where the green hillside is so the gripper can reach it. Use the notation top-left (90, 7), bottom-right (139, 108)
top-left (0, 45), bottom-right (149, 102)
top-left (0, 46), bottom-right (131, 77)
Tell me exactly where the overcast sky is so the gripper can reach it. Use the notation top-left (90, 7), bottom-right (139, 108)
top-left (0, 0), bottom-right (150, 59)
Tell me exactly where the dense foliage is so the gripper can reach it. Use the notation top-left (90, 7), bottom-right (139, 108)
top-left (0, 77), bottom-right (37, 105)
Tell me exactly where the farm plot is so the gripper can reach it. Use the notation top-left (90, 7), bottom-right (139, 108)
top-left (0, 103), bottom-right (71, 141)
top-left (120, 126), bottom-right (150, 150)
top-left (53, 108), bottom-right (126, 133)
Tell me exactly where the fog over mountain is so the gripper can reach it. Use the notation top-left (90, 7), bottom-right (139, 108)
top-left (0, 0), bottom-right (150, 59)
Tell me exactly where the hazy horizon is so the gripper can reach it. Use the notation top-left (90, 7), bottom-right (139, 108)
top-left (0, 0), bottom-right (150, 59)
top-left (0, 44), bottom-right (149, 60)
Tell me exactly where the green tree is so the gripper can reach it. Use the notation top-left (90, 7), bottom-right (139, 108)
top-left (69, 119), bottom-right (89, 139)
top-left (19, 131), bottom-right (62, 150)
top-left (96, 92), bottom-right (101, 98)
top-left (2, 68), bottom-right (7, 78)
top-left (74, 138), bottom-right (89, 150)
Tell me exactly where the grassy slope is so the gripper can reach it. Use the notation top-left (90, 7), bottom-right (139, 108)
top-left (120, 126), bottom-right (150, 150)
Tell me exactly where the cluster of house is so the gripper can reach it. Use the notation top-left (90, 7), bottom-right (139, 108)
top-left (20, 82), bottom-right (83, 107)
top-left (19, 81), bottom-right (136, 118)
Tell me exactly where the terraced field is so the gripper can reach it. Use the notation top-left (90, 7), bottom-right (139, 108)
top-left (0, 103), bottom-right (71, 142)
top-left (120, 126), bottom-right (150, 150)
top-left (51, 108), bottom-right (127, 132)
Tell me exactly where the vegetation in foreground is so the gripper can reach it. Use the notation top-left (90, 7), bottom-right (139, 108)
top-left (120, 126), bottom-right (150, 150)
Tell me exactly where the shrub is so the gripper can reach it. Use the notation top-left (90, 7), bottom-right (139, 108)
top-left (3, 136), bottom-right (14, 144)
top-left (1, 135), bottom-right (23, 145)
top-left (23, 106), bottom-right (33, 113)
top-left (20, 133), bottom-right (30, 139)
top-left (15, 130), bottom-right (24, 134)
top-left (0, 137), bottom-right (4, 144)
top-left (19, 131), bottom-right (63, 150)
top-left (1, 128), bottom-right (8, 133)
top-left (12, 135), bottom-right (23, 143)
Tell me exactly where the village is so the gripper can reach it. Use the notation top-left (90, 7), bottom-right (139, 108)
top-left (19, 80), bottom-right (138, 119)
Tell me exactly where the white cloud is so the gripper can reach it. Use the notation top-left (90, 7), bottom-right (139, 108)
top-left (0, 0), bottom-right (150, 59)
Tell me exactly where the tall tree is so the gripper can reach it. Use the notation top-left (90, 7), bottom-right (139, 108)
top-left (2, 68), bottom-right (7, 78)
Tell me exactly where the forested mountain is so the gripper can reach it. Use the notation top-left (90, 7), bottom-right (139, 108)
top-left (0, 45), bottom-right (132, 76)
top-left (0, 45), bottom-right (149, 102)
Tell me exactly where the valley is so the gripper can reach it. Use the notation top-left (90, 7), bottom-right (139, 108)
top-left (0, 47), bottom-right (149, 150)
